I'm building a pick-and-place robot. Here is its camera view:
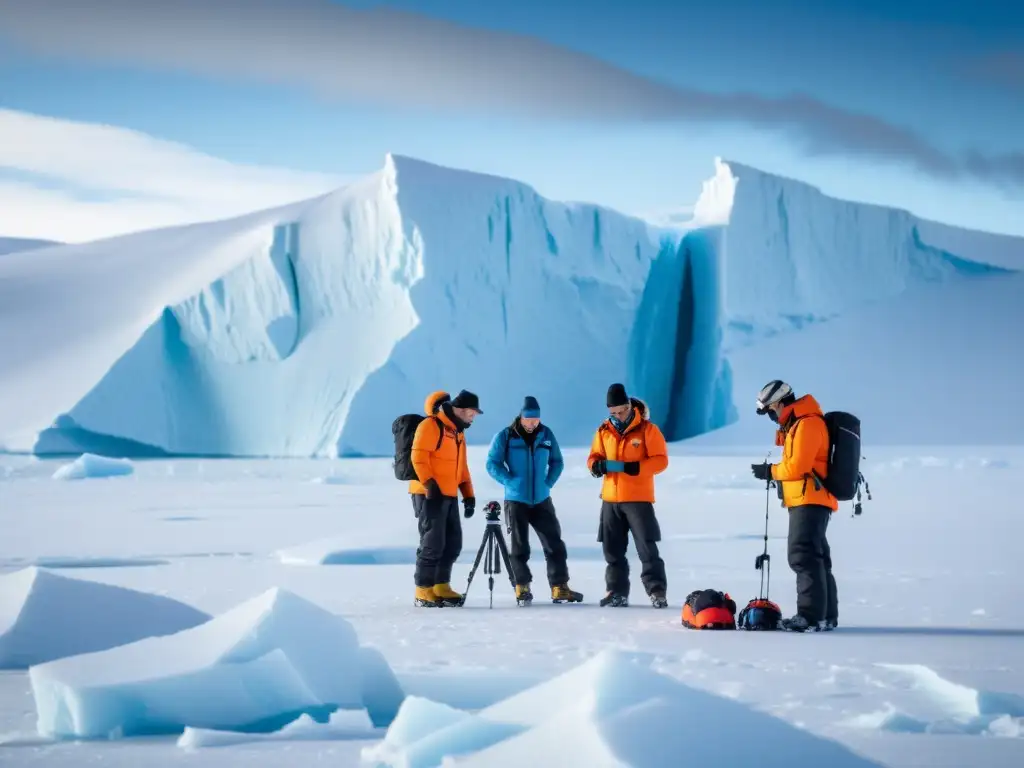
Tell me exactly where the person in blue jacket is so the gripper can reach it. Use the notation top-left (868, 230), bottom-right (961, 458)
top-left (486, 396), bottom-right (583, 605)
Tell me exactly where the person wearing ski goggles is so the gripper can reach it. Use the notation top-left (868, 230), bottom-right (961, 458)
top-left (752, 380), bottom-right (839, 633)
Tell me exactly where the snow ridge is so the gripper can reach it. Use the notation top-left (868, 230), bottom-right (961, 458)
top-left (29, 587), bottom-right (403, 739)
top-left (0, 237), bottom-right (61, 256)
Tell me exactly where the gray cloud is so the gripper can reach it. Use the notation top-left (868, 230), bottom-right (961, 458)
top-left (1, 0), bottom-right (1022, 190)
top-left (965, 51), bottom-right (1024, 92)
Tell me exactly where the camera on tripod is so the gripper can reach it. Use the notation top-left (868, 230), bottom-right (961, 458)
top-left (463, 499), bottom-right (517, 608)
top-left (484, 500), bottom-right (501, 523)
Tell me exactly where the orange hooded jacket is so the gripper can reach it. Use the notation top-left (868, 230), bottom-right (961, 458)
top-left (586, 398), bottom-right (669, 503)
top-left (770, 394), bottom-right (839, 511)
top-left (408, 390), bottom-right (475, 500)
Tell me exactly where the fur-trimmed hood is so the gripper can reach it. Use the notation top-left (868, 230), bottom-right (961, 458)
top-left (629, 397), bottom-right (651, 421)
top-left (423, 390), bottom-right (450, 416)
top-left (602, 397), bottom-right (651, 433)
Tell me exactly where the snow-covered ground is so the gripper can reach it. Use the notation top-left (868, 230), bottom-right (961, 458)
top-left (0, 442), bottom-right (1022, 766)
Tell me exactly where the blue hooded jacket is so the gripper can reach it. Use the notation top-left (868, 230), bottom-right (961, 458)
top-left (486, 420), bottom-right (564, 505)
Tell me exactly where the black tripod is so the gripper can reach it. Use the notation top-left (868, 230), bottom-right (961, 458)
top-left (463, 501), bottom-right (517, 608)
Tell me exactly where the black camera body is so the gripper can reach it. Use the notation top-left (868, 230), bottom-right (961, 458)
top-left (484, 500), bottom-right (501, 523)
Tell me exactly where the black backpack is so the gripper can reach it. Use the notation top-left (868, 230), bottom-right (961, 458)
top-left (803, 411), bottom-right (871, 512)
top-left (391, 414), bottom-right (444, 481)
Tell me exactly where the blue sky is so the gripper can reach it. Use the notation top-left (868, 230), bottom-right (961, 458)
top-left (0, 0), bottom-right (1021, 241)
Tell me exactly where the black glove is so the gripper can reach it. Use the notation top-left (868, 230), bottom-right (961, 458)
top-left (590, 459), bottom-right (607, 477)
top-left (751, 462), bottom-right (772, 482)
top-left (463, 496), bottom-right (476, 518)
top-left (623, 461), bottom-right (640, 476)
top-left (423, 478), bottom-right (441, 500)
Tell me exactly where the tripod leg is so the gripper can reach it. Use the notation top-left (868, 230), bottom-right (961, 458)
top-left (486, 530), bottom-right (496, 609)
top-left (463, 525), bottom-right (492, 598)
top-left (493, 526), bottom-right (518, 589)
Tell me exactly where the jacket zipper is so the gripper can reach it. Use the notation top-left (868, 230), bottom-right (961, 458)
top-left (455, 430), bottom-right (461, 492)
top-left (527, 435), bottom-right (534, 505)
top-left (612, 426), bottom-right (629, 495)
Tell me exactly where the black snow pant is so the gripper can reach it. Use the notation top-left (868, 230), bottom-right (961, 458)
top-left (598, 501), bottom-right (666, 597)
top-left (412, 494), bottom-right (462, 588)
top-left (505, 498), bottom-right (570, 588)
top-left (787, 504), bottom-right (838, 624)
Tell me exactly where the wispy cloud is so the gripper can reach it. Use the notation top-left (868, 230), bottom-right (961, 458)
top-left (0, 0), bottom-right (1022, 191)
top-left (0, 109), bottom-right (348, 242)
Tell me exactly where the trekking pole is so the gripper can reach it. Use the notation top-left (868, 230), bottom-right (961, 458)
top-left (754, 455), bottom-right (772, 600)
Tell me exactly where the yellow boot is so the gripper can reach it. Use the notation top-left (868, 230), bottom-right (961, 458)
top-left (552, 583), bottom-right (584, 603)
top-left (415, 585), bottom-right (440, 607)
top-left (433, 583), bottom-right (464, 607)
top-left (515, 583), bottom-right (534, 606)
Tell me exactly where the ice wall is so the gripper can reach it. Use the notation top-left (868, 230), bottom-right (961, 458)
top-left (671, 227), bottom-right (736, 438)
top-left (1, 154), bottom-right (1017, 457)
top-left (708, 159), bottom-right (1014, 351)
top-left (12, 155), bottom-right (713, 456)
top-left (337, 157), bottom-right (682, 453)
top-left (627, 228), bottom-right (733, 441)
top-left (26, 160), bottom-right (425, 457)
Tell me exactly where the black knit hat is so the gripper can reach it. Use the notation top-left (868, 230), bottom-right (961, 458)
top-left (521, 395), bottom-right (541, 418)
top-left (606, 383), bottom-right (629, 407)
top-left (451, 389), bottom-right (483, 413)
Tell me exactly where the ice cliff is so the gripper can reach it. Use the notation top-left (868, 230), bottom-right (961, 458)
top-left (0, 155), bottom-right (1016, 457)
top-left (686, 159), bottom-right (1015, 351)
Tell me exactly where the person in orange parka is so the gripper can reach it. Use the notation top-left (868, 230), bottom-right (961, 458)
top-left (409, 389), bottom-right (481, 607)
top-left (751, 379), bottom-right (839, 632)
top-left (587, 383), bottom-right (670, 609)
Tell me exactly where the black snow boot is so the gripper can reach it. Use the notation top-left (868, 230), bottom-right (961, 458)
top-left (781, 614), bottom-right (827, 632)
top-left (600, 592), bottom-right (629, 607)
top-left (649, 591), bottom-right (668, 609)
